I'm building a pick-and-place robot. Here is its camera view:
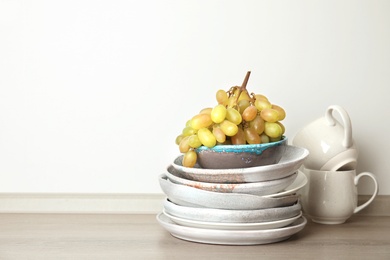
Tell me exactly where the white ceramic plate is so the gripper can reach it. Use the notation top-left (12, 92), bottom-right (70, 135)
top-left (263, 170), bottom-right (307, 198)
top-left (171, 145), bottom-right (309, 183)
top-left (163, 198), bottom-right (302, 223)
top-left (157, 213), bottom-right (307, 245)
top-left (159, 174), bottom-right (299, 210)
top-left (163, 210), bottom-right (302, 230)
top-left (166, 165), bottom-right (298, 196)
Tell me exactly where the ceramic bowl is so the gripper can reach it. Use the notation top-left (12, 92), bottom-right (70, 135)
top-left (172, 145), bottom-right (309, 183)
top-left (165, 165), bottom-right (298, 196)
top-left (195, 137), bottom-right (288, 169)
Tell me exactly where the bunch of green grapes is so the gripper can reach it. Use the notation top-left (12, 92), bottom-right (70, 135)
top-left (175, 72), bottom-right (286, 168)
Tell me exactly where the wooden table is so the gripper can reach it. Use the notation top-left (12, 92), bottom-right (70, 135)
top-left (0, 214), bottom-right (389, 259)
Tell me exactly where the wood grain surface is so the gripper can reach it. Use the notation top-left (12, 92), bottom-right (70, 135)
top-left (0, 214), bottom-right (389, 259)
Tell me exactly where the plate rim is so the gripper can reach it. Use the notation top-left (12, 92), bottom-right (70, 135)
top-left (262, 171), bottom-right (307, 198)
top-left (159, 174), bottom-right (300, 210)
top-left (156, 212), bottom-right (307, 245)
top-left (163, 197), bottom-right (302, 223)
top-left (162, 209), bottom-right (303, 230)
top-left (165, 166), bottom-right (299, 196)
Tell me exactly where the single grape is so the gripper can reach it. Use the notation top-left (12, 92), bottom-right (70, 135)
top-left (255, 94), bottom-right (269, 102)
top-left (255, 98), bottom-right (272, 112)
top-left (216, 89), bottom-right (228, 106)
top-left (199, 107), bottom-right (212, 115)
top-left (213, 127), bottom-right (226, 143)
top-left (227, 95), bottom-right (237, 108)
top-left (211, 104), bottom-right (227, 123)
top-left (260, 108), bottom-right (279, 123)
top-left (226, 108), bottom-right (242, 125)
top-left (238, 90), bottom-right (251, 102)
top-left (197, 128), bottom-right (217, 147)
top-left (276, 121), bottom-right (285, 135)
top-left (188, 135), bottom-right (202, 148)
top-left (244, 127), bottom-right (261, 144)
top-left (182, 126), bottom-right (197, 136)
top-left (249, 115), bottom-right (265, 134)
top-left (260, 133), bottom-right (270, 143)
top-left (269, 136), bottom-right (282, 142)
top-left (238, 99), bottom-right (250, 114)
top-left (264, 122), bottom-right (283, 138)
top-left (242, 105), bottom-right (258, 122)
top-left (190, 113), bottom-right (213, 130)
top-left (182, 150), bottom-right (197, 168)
top-left (220, 120), bottom-right (239, 136)
top-left (272, 104), bottom-right (286, 121)
top-left (179, 136), bottom-right (191, 153)
top-left (175, 134), bottom-right (185, 145)
top-left (231, 127), bottom-right (246, 145)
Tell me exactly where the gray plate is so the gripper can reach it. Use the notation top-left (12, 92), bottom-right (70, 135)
top-left (159, 174), bottom-right (299, 210)
top-left (163, 198), bottom-right (301, 223)
top-left (163, 210), bottom-right (302, 230)
top-left (165, 165), bottom-right (298, 196)
top-left (171, 145), bottom-right (309, 183)
top-left (156, 213), bottom-right (307, 245)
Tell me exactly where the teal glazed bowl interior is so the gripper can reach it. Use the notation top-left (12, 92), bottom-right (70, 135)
top-left (195, 137), bottom-right (288, 169)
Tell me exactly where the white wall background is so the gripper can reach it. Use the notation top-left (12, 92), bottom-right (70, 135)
top-left (1, 0), bottom-right (389, 195)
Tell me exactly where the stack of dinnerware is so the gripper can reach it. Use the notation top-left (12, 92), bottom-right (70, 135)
top-left (157, 145), bottom-right (309, 245)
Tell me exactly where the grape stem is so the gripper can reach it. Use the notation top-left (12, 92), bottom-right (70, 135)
top-left (234, 71), bottom-right (251, 105)
top-left (241, 71), bottom-right (251, 90)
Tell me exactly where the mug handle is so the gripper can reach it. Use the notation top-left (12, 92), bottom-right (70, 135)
top-left (325, 105), bottom-right (353, 148)
top-left (353, 172), bottom-right (379, 214)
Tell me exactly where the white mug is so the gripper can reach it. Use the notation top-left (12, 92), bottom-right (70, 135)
top-left (292, 105), bottom-right (358, 171)
top-left (300, 167), bottom-right (378, 224)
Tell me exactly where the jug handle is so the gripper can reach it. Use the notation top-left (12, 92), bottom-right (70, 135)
top-left (325, 105), bottom-right (353, 148)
